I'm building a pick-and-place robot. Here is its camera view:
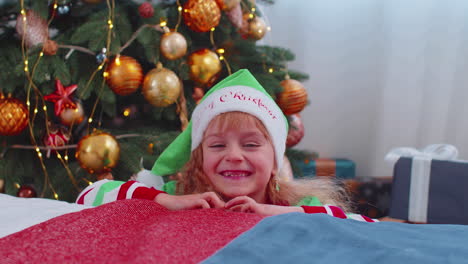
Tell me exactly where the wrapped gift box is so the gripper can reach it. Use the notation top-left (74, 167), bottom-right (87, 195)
top-left (292, 158), bottom-right (356, 179)
top-left (389, 157), bottom-right (468, 224)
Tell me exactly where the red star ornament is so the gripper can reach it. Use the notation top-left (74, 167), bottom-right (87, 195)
top-left (44, 79), bottom-right (78, 116)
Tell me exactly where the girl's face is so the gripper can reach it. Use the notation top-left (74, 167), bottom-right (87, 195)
top-left (202, 116), bottom-right (275, 203)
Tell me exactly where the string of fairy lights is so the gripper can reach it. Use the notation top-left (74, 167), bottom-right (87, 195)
top-left (16, 0), bottom-right (119, 199)
top-left (10, 0), bottom-right (303, 200)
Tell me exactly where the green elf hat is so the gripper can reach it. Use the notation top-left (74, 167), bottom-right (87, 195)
top-left (151, 69), bottom-right (288, 176)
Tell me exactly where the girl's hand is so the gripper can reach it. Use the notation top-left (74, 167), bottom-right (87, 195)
top-left (225, 196), bottom-right (304, 216)
top-left (155, 192), bottom-right (225, 210)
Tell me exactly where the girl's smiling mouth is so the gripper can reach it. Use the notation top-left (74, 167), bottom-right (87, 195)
top-left (219, 170), bottom-right (252, 179)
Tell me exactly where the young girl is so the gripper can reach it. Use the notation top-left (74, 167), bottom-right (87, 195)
top-left (77, 69), bottom-right (375, 222)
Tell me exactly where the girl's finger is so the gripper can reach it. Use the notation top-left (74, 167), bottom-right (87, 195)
top-left (203, 193), bottom-right (225, 208)
top-left (227, 204), bottom-right (244, 212)
top-left (225, 196), bottom-right (249, 208)
top-left (196, 199), bottom-right (210, 209)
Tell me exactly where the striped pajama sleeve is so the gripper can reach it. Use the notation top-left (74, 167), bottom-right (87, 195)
top-left (76, 179), bottom-right (166, 206)
top-left (300, 205), bottom-right (378, 222)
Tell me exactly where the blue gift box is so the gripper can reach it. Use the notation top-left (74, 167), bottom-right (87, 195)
top-left (292, 158), bottom-right (356, 179)
top-left (390, 157), bottom-right (468, 224)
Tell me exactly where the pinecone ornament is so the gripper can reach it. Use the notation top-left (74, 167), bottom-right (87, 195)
top-left (16, 10), bottom-right (48, 48)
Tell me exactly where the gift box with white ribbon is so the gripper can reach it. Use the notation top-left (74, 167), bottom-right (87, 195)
top-left (386, 144), bottom-right (468, 224)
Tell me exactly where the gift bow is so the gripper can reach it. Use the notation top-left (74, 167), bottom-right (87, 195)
top-left (385, 144), bottom-right (458, 165)
top-left (385, 144), bottom-right (458, 223)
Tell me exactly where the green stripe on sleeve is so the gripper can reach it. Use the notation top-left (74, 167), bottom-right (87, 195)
top-left (295, 196), bottom-right (323, 206)
top-left (93, 181), bottom-right (125, 206)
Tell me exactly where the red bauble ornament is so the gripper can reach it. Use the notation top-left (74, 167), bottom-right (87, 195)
top-left (286, 114), bottom-right (304, 147)
top-left (225, 3), bottom-right (243, 29)
top-left (276, 78), bottom-right (308, 115)
top-left (139, 2), bottom-right (154, 18)
top-left (43, 125), bottom-right (70, 149)
top-left (17, 185), bottom-right (37, 198)
top-left (192, 87), bottom-right (204, 104)
top-left (44, 79), bottom-right (78, 116)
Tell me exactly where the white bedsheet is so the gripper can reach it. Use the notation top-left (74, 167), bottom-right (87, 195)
top-left (0, 193), bottom-right (90, 238)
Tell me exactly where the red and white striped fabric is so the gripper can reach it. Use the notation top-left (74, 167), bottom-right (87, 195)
top-left (300, 205), bottom-right (378, 222)
top-left (76, 180), bottom-right (377, 222)
top-left (76, 180), bottom-right (165, 206)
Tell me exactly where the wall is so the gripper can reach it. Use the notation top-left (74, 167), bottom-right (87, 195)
top-left (263, 0), bottom-right (468, 177)
top-left (262, 1), bottom-right (386, 176)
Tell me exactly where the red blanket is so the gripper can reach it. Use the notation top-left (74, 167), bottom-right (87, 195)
top-left (0, 199), bottom-right (264, 263)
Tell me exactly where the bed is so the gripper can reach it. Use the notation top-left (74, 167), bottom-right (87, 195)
top-left (1, 194), bottom-right (467, 263)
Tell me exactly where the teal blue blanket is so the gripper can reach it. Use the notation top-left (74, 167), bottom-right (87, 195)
top-left (204, 213), bottom-right (468, 263)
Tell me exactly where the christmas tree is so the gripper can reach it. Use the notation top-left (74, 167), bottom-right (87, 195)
top-left (0, 0), bottom-right (310, 202)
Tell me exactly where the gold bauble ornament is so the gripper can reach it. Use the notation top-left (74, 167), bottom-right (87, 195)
top-left (59, 102), bottom-right (84, 126)
top-left (276, 79), bottom-right (308, 115)
top-left (0, 97), bottom-right (29, 136)
top-left (105, 56), bottom-right (143, 96)
top-left (215, 0), bottom-right (241, 11)
top-left (160, 32), bottom-right (188, 60)
top-left (183, 0), bottom-right (221, 32)
top-left (76, 132), bottom-right (120, 174)
top-left (187, 49), bottom-right (222, 87)
top-left (247, 16), bottom-right (267, 40)
top-left (142, 64), bottom-right (182, 107)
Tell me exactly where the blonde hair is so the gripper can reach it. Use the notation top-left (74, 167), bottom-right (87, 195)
top-left (176, 111), bottom-right (352, 212)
